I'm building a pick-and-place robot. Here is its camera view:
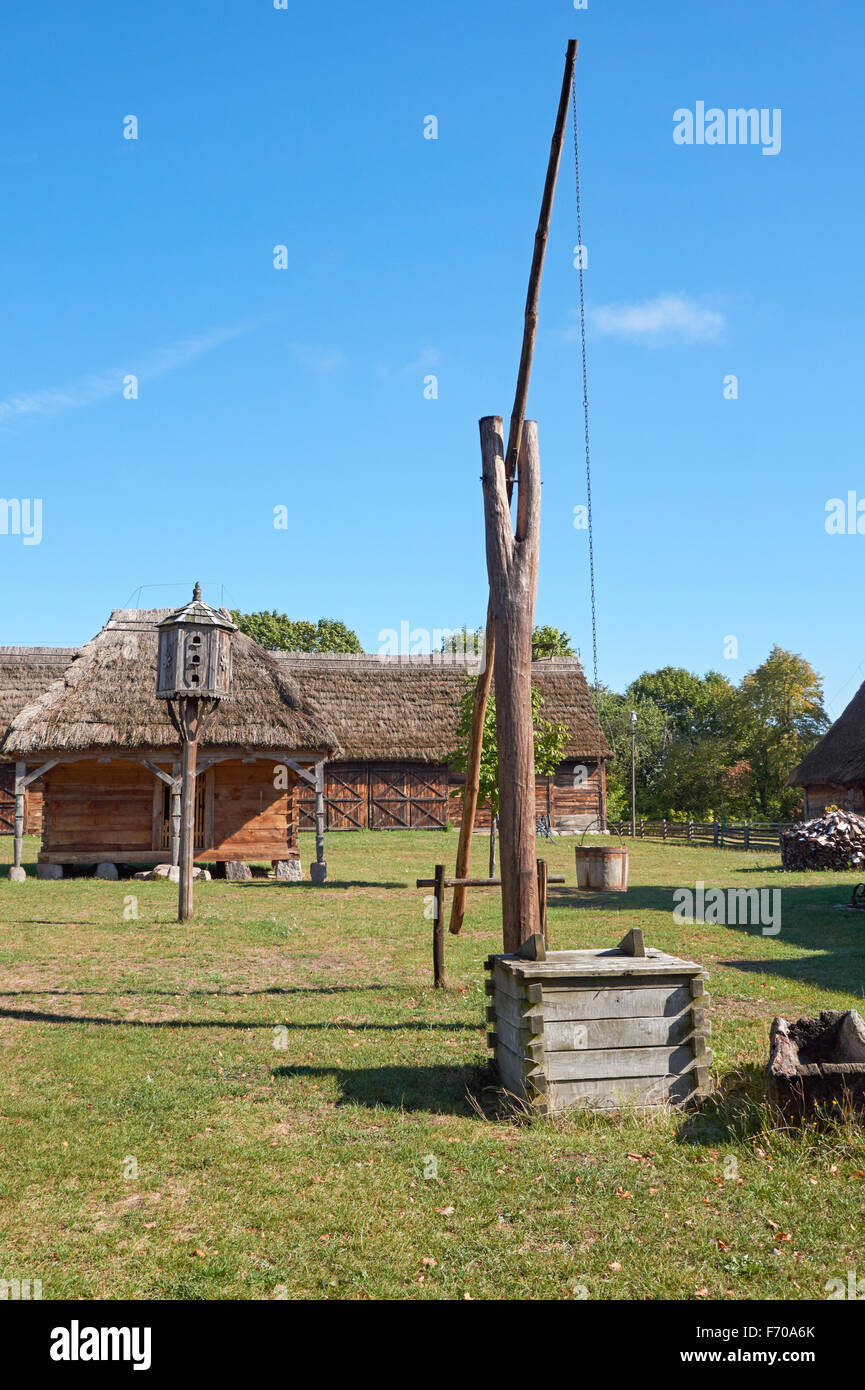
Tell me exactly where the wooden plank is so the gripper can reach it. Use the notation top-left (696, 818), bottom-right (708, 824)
top-left (495, 1015), bottom-right (543, 1060)
top-left (492, 988), bottom-right (543, 1033)
top-left (537, 1012), bottom-right (695, 1052)
top-left (545, 1043), bottom-right (695, 1082)
top-left (548, 1072), bottom-right (694, 1112)
top-left (539, 983), bottom-right (692, 1021)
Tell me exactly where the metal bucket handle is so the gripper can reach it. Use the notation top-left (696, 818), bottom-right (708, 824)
top-left (578, 816), bottom-right (626, 849)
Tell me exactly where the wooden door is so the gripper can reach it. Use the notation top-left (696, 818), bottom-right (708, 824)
top-left (369, 764), bottom-right (448, 830)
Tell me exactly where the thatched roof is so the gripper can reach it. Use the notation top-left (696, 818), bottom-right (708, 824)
top-left (0, 648), bottom-right (78, 747)
top-left (1, 611), bottom-right (338, 757)
top-left (789, 680), bottom-right (865, 789)
top-left (274, 653), bottom-right (611, 763)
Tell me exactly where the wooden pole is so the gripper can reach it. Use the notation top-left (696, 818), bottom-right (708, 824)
top-left (433, 862), bottom-right (446, 988)
top-left (314, 760), bottom-right (326, 865)
top-left (179, 711), bottom-right (198, 922)
top-left (448, 38), bottom-right (577, 936)
top-left (13, 761), bottom-right (25, 870)
top-left (537, 857), bottom-right (548, 949)
top-left (170, 760), bottom-right (181, 867)
top-left (482, 416), bottom-right (542, 953)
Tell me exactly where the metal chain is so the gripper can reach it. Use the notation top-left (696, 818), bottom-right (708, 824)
top-left (571, 79), bottom-right (604, 826)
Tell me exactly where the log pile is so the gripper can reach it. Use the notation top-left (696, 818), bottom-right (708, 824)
top-left (780, 808), bottom-right (865, 871)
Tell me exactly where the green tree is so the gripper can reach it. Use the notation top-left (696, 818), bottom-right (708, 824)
top-left (230, 611), bottom-right (363, 654)
top-left (531, 625), bottom-right (575, 660)
top-left (733, 646), bottom-right (828, 817)
top-left (448, 682), bottom-right (568, 872)
top-left (439, 625), bottom-right (575, 659)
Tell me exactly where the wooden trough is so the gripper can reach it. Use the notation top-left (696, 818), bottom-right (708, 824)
top-left (767, 1011), bottom-right (865, 1123)
top-left (484, 929), bottom-right (711, 1114)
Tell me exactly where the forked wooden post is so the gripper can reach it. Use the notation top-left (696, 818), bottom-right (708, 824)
top-left (433, 863), bottom-right (446, 988)
top-left (482, 416), bottom-right (541, 953)
top-left (448, 38), bottom-right (578, 938)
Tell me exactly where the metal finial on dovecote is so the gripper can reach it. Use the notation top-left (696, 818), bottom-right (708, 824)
top-left (193, 581), bottom-right (202, 602)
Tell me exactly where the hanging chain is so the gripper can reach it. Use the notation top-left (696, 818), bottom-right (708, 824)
top-left (572, 79), bottom-right (604, 827)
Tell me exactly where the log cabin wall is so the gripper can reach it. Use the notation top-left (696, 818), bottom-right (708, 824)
top-left (42, 759), bottom-right (155, 858)
top-left (38, 756), bottom-right (298, 864)
top-left (297, 758), bottom-right (605, 831)
top-left (207, 759), bottom-right (298, 861)
top-left (802, 784), bottom-right (865, 819)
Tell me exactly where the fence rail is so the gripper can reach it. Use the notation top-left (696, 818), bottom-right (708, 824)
top-left (610, 819), bottom-right (791, 851)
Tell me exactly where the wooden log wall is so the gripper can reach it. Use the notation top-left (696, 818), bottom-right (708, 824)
top-left (38, 757), bottom-right (298, 863)
top-left (297, 760), bottom-right (606, 832)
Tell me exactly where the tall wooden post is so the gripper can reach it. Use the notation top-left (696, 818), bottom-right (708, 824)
top-left (448, 38), bottom-right (577, 936)
top-left (178, 715), bottom-right (198, 921)
top-left (536, 857), bottom-right (548, 948)
top-left (433, 863), bottom-right (446, 988)
top-left (481, 416), bottom-right (541, 953)
top-left (13, 761), bottom-right (26, 870)
top-left (314, 760), bottom-right (326, 866)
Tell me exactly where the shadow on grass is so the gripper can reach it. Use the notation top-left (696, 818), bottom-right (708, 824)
top-left (0, 1004), bottom-right (480, 1032)
top-left (675, 1064), bottom-right (769, 1145)
top-left (272, 1061), bottom-right (492, 1115)
top-left (229, 880), bottom-right (408, 890)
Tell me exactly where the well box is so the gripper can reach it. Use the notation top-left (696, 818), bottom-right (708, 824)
top-left (485, 940), bottom-right (712, 1113)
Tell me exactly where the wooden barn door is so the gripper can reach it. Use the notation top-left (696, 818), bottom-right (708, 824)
top-left (369, 765), bottom-right (448, 830)
top-left (0, 765), bottom-right (14, 835)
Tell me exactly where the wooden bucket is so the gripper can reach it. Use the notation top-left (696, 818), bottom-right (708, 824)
top-left (574, 843), bottom-right (629, 892)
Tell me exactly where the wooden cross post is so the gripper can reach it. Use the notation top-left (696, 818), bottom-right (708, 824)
top-left (481, 416), bottom-right (542, 953)
top-left (433, 863), bottom-right (446, 988)
top-left (448, 38), bottom-right (577, 937)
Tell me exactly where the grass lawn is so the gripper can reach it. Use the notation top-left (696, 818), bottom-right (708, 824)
top-left (2, 828), bottom-right (865, 1301)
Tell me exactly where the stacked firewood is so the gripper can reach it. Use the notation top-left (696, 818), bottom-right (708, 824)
top-left (780, 808), bottom-right (865, 871)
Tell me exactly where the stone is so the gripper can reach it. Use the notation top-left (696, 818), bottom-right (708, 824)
top-left (309, 861), bottom-right (328, 885)
top-left (224, 860), bottom-right (252, 882)
top-left (151, 864), bottom-right (173, 879)
top-left (837, 1010), bottom-right (865, 1064)
top-left (95, 863), bottom-right (119, 880)
top-left (199, 869), bottom-right (212, 881)
top-left (274, 858), bottom-right (302, 882)
top-left (36, 863), bottom-right (63, 880)
top-left (8, 866), bottom-right (26, 882)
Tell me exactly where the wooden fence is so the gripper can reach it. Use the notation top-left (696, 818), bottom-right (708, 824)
top-left (610, 819), bottom-right (791, 852)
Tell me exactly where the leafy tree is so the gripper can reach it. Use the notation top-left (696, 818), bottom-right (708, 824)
top-left (439, 625), bottom-right (575, 659)
top-left (230, 611), bottom-right (363, 654)
top-left (597, 687), bottom-right (670, 820)
top-left (531, 625), bottom-right (575, 660)
top-left (733, 646), bottom-right (828, 817)
top-left (448, 682), bottom-right (568, 872)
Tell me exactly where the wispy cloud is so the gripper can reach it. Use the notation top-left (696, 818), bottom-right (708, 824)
top-left (586, 294), bottom-right (725, 345)
top-left (0, 321), bottom-right (257, 425)
top-left (286, 341), bottom-right (346, 373)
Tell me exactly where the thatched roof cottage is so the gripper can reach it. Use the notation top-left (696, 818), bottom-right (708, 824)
top-left (1, 610), bottom-right (338, 875)
top-left (1, 639), bottom-right (611, 862)
top-left (274, 653), bottom-right (610, 831)
top-left (0, 647), bottom-right (78, 835)
top-left (789, 680), bottom-right (865, 818)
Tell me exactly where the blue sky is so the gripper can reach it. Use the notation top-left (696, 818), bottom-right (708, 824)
top-left (1, 0), bottom-right (863, 717)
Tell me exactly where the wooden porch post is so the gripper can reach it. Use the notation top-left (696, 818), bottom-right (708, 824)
top-left (170, 760), bottom-right (181, 867)
top-left (13, 761), bottom-right (26, 870)
top-left (482, 415), bottom-right (541, 953)
top-left (315, 760), bottom-right (326, 864)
